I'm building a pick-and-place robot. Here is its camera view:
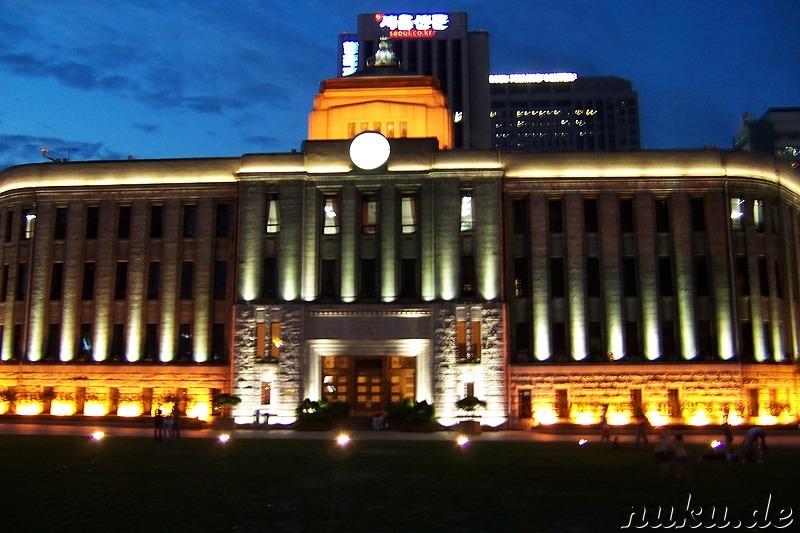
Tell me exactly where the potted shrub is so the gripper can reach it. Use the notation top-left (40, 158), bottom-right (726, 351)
top-left (294, 398), bottom-right (349, 430)
top-left (387, 398), bottom-right (436, 432)
top-left (456, 395), bottom-right (486, 434)
top-left (212, 393), bottom-right (241, 429)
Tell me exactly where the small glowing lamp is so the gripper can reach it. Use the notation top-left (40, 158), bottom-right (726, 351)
top-left (91, 431), bottom-right (105, 441)
top-left (456, 435), bottom-right (470, 447)
top-left (218, 433), bottom-right (231, 444)
top-left (578, 439), bottom-right (588, 447)
top-left (336, 433), bottom-right (351, 447)
top-left (711, 440), bottom-right (722, 449)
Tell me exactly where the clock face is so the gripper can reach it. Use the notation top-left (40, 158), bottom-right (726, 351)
top-left (349, 132), bottom-right (391, 170)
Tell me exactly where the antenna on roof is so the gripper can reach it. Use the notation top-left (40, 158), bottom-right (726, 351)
top-left (40, 147), bottom-right (74, 163)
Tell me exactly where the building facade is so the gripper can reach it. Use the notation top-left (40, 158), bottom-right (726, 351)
top-left (734, 108), bottom-right (800, 171)
top-left (490, 75), bottom-right (640, 153)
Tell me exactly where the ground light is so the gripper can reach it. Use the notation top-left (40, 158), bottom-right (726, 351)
top-left (711, 440), bottom-right (722, 449)
top-left (578, 439), bottom-right (588, 447)
top-left (90, 431), bottom-right (105, 441)
top-left (336, 433), bottom-right (351, 447)
top-left (218, 433), bottom-right (231, 444)
top-left (456, 435), bottom-right (470, 447)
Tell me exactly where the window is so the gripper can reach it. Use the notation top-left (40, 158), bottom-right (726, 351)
top-left (735, 256), bottom-right (749, 296)
top-left (461, 255), bottom-right (475, 297)
top-left (183, 204), bottom-right (196, 238)
top-left (622, 257), bottom-right (637, 297)
top-left (731, 198), bottom-right (744, 232)
top-left (456, 319), bottom-right (467, 360)
top-left (0, 265), bottom-right (8, 301)
top-left (512, 198), bottom-right (528, 235)
top-left (513, 257), bottom-right (529, 297)
top-left (114, 261), bottom-right (128, 300)
top-left (400, 258), bottom-right (416, 299)
top-left (550, 257), bottom-right (565, 298)
top-left (690, 197), bottom-right (706, 232)
top-left (178, 324), bottom-right (192, 360)
top-left (82, 262), bottom-right (95, 300)
top-left (111, 324), bottom-right (125, 361)
top-left (693, 256), bottom-right (710, 296)
top-left (213, 261), bottom-right (227, 301)
top-left (50, 263), bottom-right (63, 301)
top-left (619, 198), bottom-right (636, 233)
top-left (658, 257), bottom-right (673, 297)
top-left (269, 322), bottom-right (281, 361)
top-left (46, 324), bottom-right (60, 360)
top-left (460, 193), bottom-right (474, 232)
top-left (145, 324), bottom-right (158, 360)
top-left (583, 199), bottom-right (598, 233)
top-left (399, 122), bottom-right (407, 137)
top-left (256, 322), bottom-right (281, 361)
top-left (5, 210), bottom-right (13, 242)
top-left (85, 206), bottom-right (99, 239)
top-left (15, 263), bottom-right (28, 301)
top-left (758, 257), bottom-right (769, 297)
top-left (401, 194), bottom-right (417, 234)
top-left (655, 199), bottom-right (670, 233)
top-left (360, 259), bottom-right (377, 300)
top-left (150, 205), bottom-right (163, 239)
top-left (21, 208), bottom-right (35, 240)
top-left (361, 195), bottom-right (377, 234)
top-left (320, 259), bottom-right (337, 299)
top-left (215, 203), bottom-right (230, 238)
top-left (79, 323), bottom-right (93, 359)
top-left (471, 321), bottom-right (481, 362)
top-left (266, 194), bottom-right (280, 233)
top-left (180, 261), bottom-right (194, 300)
top-left (211, 324), bottom-right (227, 362)
top-left (586, 257), bottom-right (601, 297)
top-left (261, 381), bottom-right (272, 405)
top-left (54, 207), bottom-right (68, 240)
top-left (549, 199), bottom-right (563, 233)
top-left (754, 199), bottom-right (764, 232)
top-left (323, 196), bottom-right (339, 235)
top-left (117, 205), bottom-right (131, 239)
top-left (147, 261), bottom-right (160, 300)
top-left (262, 257), bottom-right (277, 300)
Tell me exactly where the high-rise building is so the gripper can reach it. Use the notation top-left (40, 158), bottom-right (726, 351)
top-left (338, 12), bottom-right (490, 150)
top-left (490, 74), bottom-right (640, 152)
top-left (734, 108), bottom-right (800, 171)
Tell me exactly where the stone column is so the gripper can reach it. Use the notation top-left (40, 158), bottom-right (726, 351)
top-left (598, 192), bottom-right (623, 359)
top-left (565, 193), bottom-right (586, 360)
top-left (125, 200), bottom-right (149, 362)
top-left (158, 198), bottom-right (181, 362)
top-left (530, 193), bottom-right (550, 360)
top-left (635, 193), bottom-right (660, 360)
top-left (59, 201), bottom-right (86, 362)
top-left (670, 193), bottom-right (697, 360)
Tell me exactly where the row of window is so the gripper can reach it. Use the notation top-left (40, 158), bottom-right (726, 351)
top-left (1, 202), bottom-right (232, 243)
top-left (0, 260), bottom-right (228, 302)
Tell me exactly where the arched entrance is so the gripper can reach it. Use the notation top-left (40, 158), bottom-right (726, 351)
top-left (321, 355), bottom-right (415, 415)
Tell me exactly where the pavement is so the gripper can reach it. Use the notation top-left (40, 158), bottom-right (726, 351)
top-left (2, 418), bottom-right (800, 446)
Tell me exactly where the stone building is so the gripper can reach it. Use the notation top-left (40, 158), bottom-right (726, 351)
top-left (0, 47), bottom-right (798, 428)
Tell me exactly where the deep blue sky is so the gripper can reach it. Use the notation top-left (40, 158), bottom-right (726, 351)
top-left (1, 1), bottom-right (797, 169)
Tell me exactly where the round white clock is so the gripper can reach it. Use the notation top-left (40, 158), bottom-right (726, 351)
top-left (349, 131), bottom-right (391, 170)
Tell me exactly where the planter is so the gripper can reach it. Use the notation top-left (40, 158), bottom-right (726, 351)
top-left (457, 420), bottom-right (482, 434)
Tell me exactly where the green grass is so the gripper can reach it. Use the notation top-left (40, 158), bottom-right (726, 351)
top-left (0, 435), bottom-right (795, 532)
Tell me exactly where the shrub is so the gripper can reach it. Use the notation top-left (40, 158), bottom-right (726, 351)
top-left (386, 398), bottom-right (436, 430)
top-left (294, 398), bottom-right (349, 429)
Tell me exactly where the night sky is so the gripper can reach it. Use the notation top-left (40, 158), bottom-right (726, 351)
top-left (0, 0), bottom-right (797, 170)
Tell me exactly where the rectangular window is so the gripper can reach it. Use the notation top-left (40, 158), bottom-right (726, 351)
top-left (85, 206), bottom-right (99, 239)
top-left (661, 321), bottom-right (676, 359)
top-left (261, 381), bottom-right (272, 405)
top-left (5, 210), bottom-right (13, 242)
top-left (512, 198), bottom-right (528, 235)
top-left (145, 324), bottom-right (158, 360)
top-left (269, 322), bottom-right (281, 361)
top-left (111, 324), bottom-right (125, 361)
top-left (147, 261), bottom-right (160, 300)
top-left (690, 197), bottom-right (706, 232)
top-left (213, 261), bottom-right (227, 301)
top-left (361, 195), bottom-right (377, 234)
top-left (320, 259), bottom-right (337, 299)
top-left (178, 324), bottom-right (192, 361)
top-left (622, 256), bottom-right (637, 297)
top-left (461, 255), bottom-right (475, 297)
top-left (471, 321), bottom-right (481, 362)
top-left (82, 262), bottom-right (95, 300)
top-left (79, 323), bottom-right (93, 359)
top-left (50, 263), bottom-right (63, 301)
top-left (215, 203), bottom-right (230, 238)
top-left (211, 324), bottom-right (227, 362)
top-left (180, 261), bottom-right (194, 300)
top-left (658, 256), bottom-right (673, 297)
top-left (386, 122), bottom-right (395, 138)
top-left (400, 258), bottom-right (416, 299)
top-left (775, 259), bottom-right (784, 298)
top-left (456, 319), bottom-right (467, 360)
top-left (549, 199), bottom-right (563, 233)
top-left (360, 258), bottom-right (377, 300)
top-left (731, 198), bottom-right (744, 232)
top-left (586, 257), bottom-right (601, 297)
top-left (401, 194), bottom-right (417, 234)
top-left (15, 263), bottom-right (28, 301)
top-left (347, 122), bottom-right (356, 138)
top-left (323, 195), bottom-right (339, 235)
top-left (117, 205), bottom-right (131, 239)
top-left (735, 256), bottom-right (750, 296)
top-left (150, 205), bottom-right (163, 239)
top-left (46, 323), bottom-right (60, 360)
top-left (550, 257), bottom-right (565, 298)
top-left (655, 199), bottom-right (670, 233)
top-left (54, 207), bottom-right (68, 240)
top-left (460, 193), bottom-right (474, 232)
top-left (619, 198), bottom-right (634, 233)
top-left (583, 199), bottom-right (598, 233)
top-left (513, 257), bottom-right (529, 297)
top-left (114, 261), bottom-right (128, 300)
top-left (693, 256), bottom-right (710, 296)
top-left (21, 208), bottom-right (35, 240)
top-left (758, 257), bottom-right (769, 297)
top-left (399, 122), bottom-right (407, 137)
top-left (1, 265), bottom-right (8, 300)
top-left (183, 204), bottom-right (196, 238)
top-left (754, 199), bottom-right (764, 232)
top-left (266, 194), bottom-right (280, 233)
top-left (262, 257), bottom-right (277, 299)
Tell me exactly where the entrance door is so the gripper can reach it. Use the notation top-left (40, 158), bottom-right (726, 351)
top-left (354, 358), bottom-right (383, 415)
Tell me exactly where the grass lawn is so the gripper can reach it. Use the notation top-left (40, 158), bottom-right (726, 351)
top-left (1, 434), bottom-right (795, 532)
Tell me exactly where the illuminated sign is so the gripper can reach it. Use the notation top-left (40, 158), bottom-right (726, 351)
top-left (489, 73), bottom-right (578, 84)
top-left (341, 40), bottom-right (359, 76)
top-left (375, 13), bottom-right (449, 39)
